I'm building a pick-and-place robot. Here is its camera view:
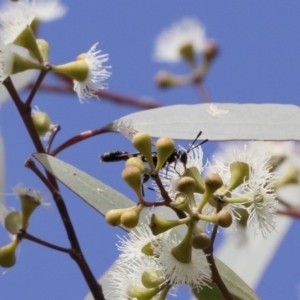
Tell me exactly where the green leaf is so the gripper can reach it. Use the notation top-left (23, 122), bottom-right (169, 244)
top-left (193, 257), bottom-right (259, 300)
top-left (33, 153), bottom-right (137, 218)
top-left (112, 103), bottom-right (300, 141)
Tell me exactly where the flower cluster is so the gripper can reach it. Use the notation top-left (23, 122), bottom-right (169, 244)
top-left (0, 0), bottom-right (111, 102)
top-left (104, 130), bottom-right (281, 299)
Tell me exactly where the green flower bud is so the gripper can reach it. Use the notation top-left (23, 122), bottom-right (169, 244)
top-left (132, 132), bottom-right (155, 170)
top-left (171, 223), bottom-right (193, 263)
top-left (14, 26), bottom-right (43, 63)
top-left (120, 205), bottom-right (143, 229)
top-left (125, 157), bottom-right (149, 174)
top-left (32, 111), bottom-right (53, 137)
top-left (122, 166), bottom-right (143, 201)
top-left (154, 137), bottom-right (175, 174)
top-left (177, 176), bottom-right (196, 207)
top-left (179, 43), bottom-right (195, 66)
top-left (275, 166), bottom-right (299, 189)
top-left (155, 70), bottom-right (186, 88)
top-left (217, 210), bottom-right (232, 228)
top-left (150, 214), bottom-right (187, 235)
top-left (52, 60), bottom-right (89, 82)
top-left (170, 193), bottom-right (191, 213)
top-left (141, 270), bottom-right (164, 288)
top-left (184, 166), bottom-right (205, 194)
top-left (205, 173), bottom-right (223, 193)
top-left (192, 233), bottom-right (211, 249)
top-left (36, 39), bottom-right (50, 62)
top-left (4, 211), bottom-right (22, 235)
top-left (227, 161), bottom-right (249, 192)
top-left (15, 185), bottom-right (43, 230)
top-left (203, 40), bottom-right (219, 62)
top-left (11, 52), bottom-right (43, 74)
top-left (141, 241), bottom-right (155, 257)
top-left (127, 285), bottom-right (161, 300)
top-left (105, 207), bottom-right (132, 226)
top-left (0, 239), bottom-right (20, 268)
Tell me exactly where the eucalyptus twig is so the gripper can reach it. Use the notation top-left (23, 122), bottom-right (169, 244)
top-left (25, 68), bottom-right (50, 107)
top-left (24, 158), bottom-right (105, 300)
top-left (50, 125), bottom-right (111, 156)
top-left (20, 231), bottom-right (71, 254)
top-left (45, 125), bottom-right (61, 153)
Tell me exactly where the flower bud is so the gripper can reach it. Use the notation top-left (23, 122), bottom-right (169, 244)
top-left (15, 186), bottom-right (43, 230)
top-left (203, 40), bottom-right (219, 62)
top-left (0, 239), bottom-right (20, 268)
top-left (154, 137), bottom-right (175, 174)
top-left (179, 43), bottom-right (195, 66)
top-left (171, 223), bottom-right (193, 263)
top-left (4, 211), bottom-right (22, 235)
top-left (141, 270), bottom-right (164, 288)
top-left (127, 286), bottom-right (161, 300)
top-left (32, 110), bottom-right (53, 137)
top-left (105, 207), bottom-right (131, 226)
top-left (227, 161), bottom-right (249, 192)
top-left (192, 233), bottom-right (211, 249)
top-left (170, 193), bottom-right (191, 213)
top-left (120, 205), bottom-right (143, 229)
top-left (155, 70), bottom-right (184, 88)
top-left (275, 166), bottom-right (299, 189)
top-left (205, 173), bottom-right (223, 193)
top-left (52, 60), bottom-right (89, 82)
top-left (125, 157), bottom-right (149, 174)
top-left (36, 39), bottom-right (50, 62)
top-left (150, 214), bottom-right (185, 235)
top-left (217, 210), bottom-right (232, 228)
top-left (132, 132), bottom-right (155, 170)
top-left (14, 26), bottom-right (43, 63)
top-left (177, 177), bottom-right (196, 207)
top-left (184, 166), bottom-right (205, 194)
top-left (122, 166), bottom-right (143, 201)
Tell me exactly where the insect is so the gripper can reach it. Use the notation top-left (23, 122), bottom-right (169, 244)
top-left (100, 131), bottom-right (207, 169)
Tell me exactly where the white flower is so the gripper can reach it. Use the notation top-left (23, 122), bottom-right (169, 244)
top-left (73, 43), bottom-right (111, 103)
top-left (34, 0), bottom-right (67, 22)
top-left (153, 232), bottom-right (211, 290)
top-left (0, 44), bottom-right (14, 82)
top-left (0, 0), bottom-right (36, 45)
top-left (154, 18), bottom-right (206, 62)
top-left (239, 166), bottom-right (278, 238)
top-left (116, 223), bottom-right (168, 264)
top-left (155, 145), bottom-right (205, 199)
top-left (105, 258), bottom-right (168, 300)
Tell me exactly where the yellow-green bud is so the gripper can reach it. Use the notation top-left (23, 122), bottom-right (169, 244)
top-left (155, 70), bottom-right (184, 88)
top-left (141, 270), bottom-right (164, 288)
top-left (32, 111), bottom-right (53, 136)
top-left (170, 193), bottom-right (191, 213)
top-left (154, 137), bottom-right (175, 174)
top-left (36, 39), bottom-right (50, 62)
top-left (0, 239), bottom-right (20, 268)
top-left (150, 214), bottom-right (186, 235)
top-left (171, 223), bottom-right (193, 263)
top-left (275, 166), bottom-right (299, 189)
top-left (4, 211), bottom-right (22, 235)
top-left (52, 60), bottom-right (89, 82)
top-left (203, 40), bottom-right (219, 62)
top-left (227, 161), bottom-right (249, 192)
top-left (192, 233), bottom-right (211, 249)
top-left (120, 205), bottom-right (143, 229)
top-left (127, 286), bottom-right (161, 300)
top-left (16, 187), bottom-right (42, 230)
top-left (14, 26), bottom-right (44, 63)
top-left (177, 177), bottom-right (196, 207)
top-left (184, 166), bottom-right (205, 194)
top-left (121, 166), bottom-right (143, 200)
top-left (125, 157), bottom-right (149, 174)
top-left (179, 43), bottom-right (195, 66)
top-left (217, 210), bottom-right (232, 228)
top-left (205, 173), bottom-right (223, 193)
top-left (11, 52), bottom-right (43, 74)
top-left (132, 132), bottom-right (155, 170)
top-left (105, 207), bottom-right (131, 226)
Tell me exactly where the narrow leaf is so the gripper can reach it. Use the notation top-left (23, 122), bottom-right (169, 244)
top-left (33, 153), bottom-right (137, 216)
top-left (112, 103), bottom-right (300, 141)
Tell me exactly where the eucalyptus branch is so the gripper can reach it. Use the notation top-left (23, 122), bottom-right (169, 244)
top-left (20, 230), bottom-right (71, 254)
top-left (50, 125), bottom-right (111, 156)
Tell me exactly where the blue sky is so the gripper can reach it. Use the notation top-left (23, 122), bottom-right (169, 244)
top-left (1, 0), bottom-right (300, 299)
